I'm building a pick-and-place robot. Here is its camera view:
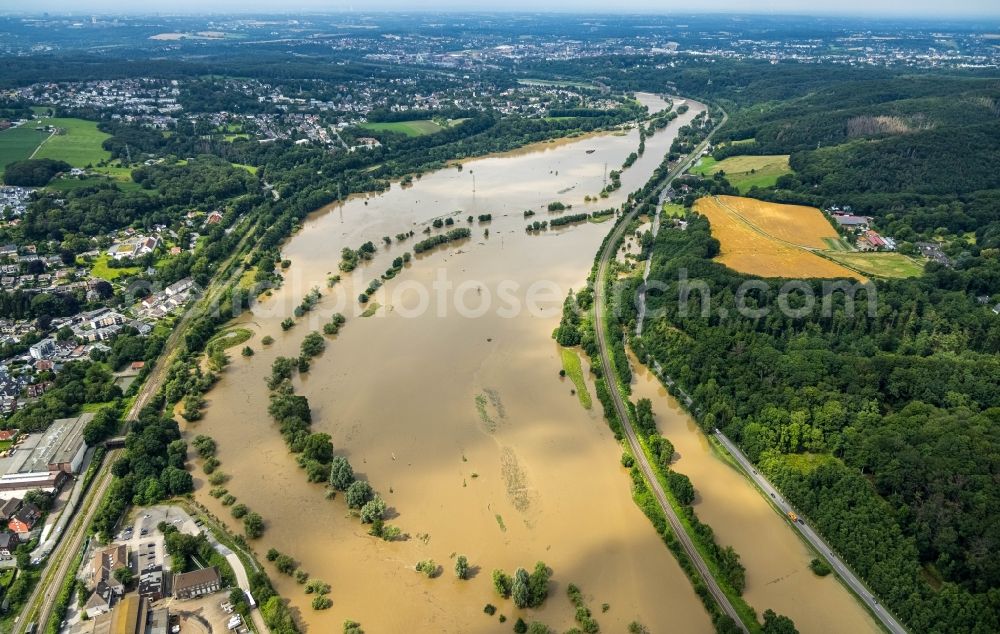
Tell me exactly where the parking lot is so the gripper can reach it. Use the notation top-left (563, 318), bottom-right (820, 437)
top-left (162, 592), bottom-right (251, 634)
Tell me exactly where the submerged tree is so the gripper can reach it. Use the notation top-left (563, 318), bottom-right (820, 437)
top-left (329, 456), bottom-right (355, 490)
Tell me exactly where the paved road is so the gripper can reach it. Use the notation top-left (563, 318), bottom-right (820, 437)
top-left (712, 431), bottom-right (908, 634)
top-left (592, 104), bottom-right (750, 631)
top-left (634, 187), bottom-right (669, 337)
top-left (16, 217), bottom-right (263, 634)
top-left (142, 505), bottom-right (271, 634)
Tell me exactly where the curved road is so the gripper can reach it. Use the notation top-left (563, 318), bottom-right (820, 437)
top-left (712, 431), bottom-right (908, 634)
top-left (592, 105), bottom-right (750, 631)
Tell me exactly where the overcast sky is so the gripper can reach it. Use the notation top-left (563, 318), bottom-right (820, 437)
top-left (8, 0), bottom-right (1000, 19)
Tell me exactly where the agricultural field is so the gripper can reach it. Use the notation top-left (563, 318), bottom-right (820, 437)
top-left (0, 124), bottom-right (49, 176)
top-left (692, 154), bottom-right (792, 193)
top-left (712, 194), bottom-right (839, 249)
top-left (822, 236), bottom-right (855, 251)
top-left (32, 117), bottom-right (112, 166)
top-left (359, 119), bottom-right (444, 137)
top-left (695, 196), bottom-right (864, 280)
top-left (825, 251), bottom-right (925, 278)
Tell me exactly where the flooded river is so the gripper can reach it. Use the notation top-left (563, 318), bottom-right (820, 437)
top-left (187, 92), bottom-right (872, 633)
top-left (627, 357), bottom-right (881, 634)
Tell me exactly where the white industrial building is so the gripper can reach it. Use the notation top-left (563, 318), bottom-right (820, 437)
top-left (0, 413), bottom-right (92, 492)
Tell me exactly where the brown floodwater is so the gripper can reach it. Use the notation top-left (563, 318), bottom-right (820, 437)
top-left (627, 355), bottom-right (882, 633)
top-left (186, 93), bottom-right (871, 633)
top-left (190, 93), bottom-right (713, 633)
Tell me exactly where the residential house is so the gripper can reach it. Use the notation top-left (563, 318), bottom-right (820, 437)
top-left (86, 543), bottom-right (128, 617)
top-left (25, 382), bottom-right (52, 398)
top-left (8, 501), bottom-right (40, 536)
top-left (0, 531), bottom-right (18, 557)
top-left (28, 338), bottom-right (56, 360)
top-left (137, 236), bottom-right (159, 255)
top-left (0, 497), bottom-right (21, 521)
top-left (164, 277), bottom-right (195, 297)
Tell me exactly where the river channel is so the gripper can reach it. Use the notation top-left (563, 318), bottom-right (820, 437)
top-left (186, 93), bottom-right (875, 633)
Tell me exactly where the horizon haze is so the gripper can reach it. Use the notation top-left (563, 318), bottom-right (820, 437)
top-left (5, 1), bottom-right (1000, 19)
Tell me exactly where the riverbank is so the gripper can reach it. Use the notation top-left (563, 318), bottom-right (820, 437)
top-left (186, 94), bottom-right (717, 633)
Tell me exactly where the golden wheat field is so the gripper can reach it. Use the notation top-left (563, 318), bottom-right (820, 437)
top-left (695, 196), bottom-right (865, 280)
top-left (713, 195), bottom-right (840, 249)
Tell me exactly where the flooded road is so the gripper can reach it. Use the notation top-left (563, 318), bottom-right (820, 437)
top-left (627, 356), bottom-right (882, 634)
top-left (187, 91), bottom-right (873, 633)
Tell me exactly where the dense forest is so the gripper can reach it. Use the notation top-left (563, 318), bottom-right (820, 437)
top-left (515, 56), bottom-right (1000, 632)
top-left (634, 212), bottom-right (1000, 633)
top-left (22, 157), bottom-right (257, 240)
top-left (3, 159), bottom-right (71, 186)
top-left (532, 56), bottom-right (1000, 244)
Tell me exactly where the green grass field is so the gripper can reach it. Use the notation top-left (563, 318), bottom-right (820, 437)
top-left (359, 120), bottom-right (443, 137)
top-left (46, 176), bottom-right (105, 192)
top-left (825, 252), bottom-right (925, 278)
top-left (48, 163), bottom-right (140, 192)
top-left (33, 117), bottom-right (112, 167)
top-left (822, 236), bottom-right (854, 251)
top-left (207, 327), bottom-right (253, 353)
top-left (773, 452), bottom-right (836, 475)
top-left (692, 154), bottom-right (792, 193)
top-left (560, 348), bottom-right (592, 410)
top-left (81, 401), bottom-right (116, 413)
top-left (87, 254), bottom-right (140, 281)
top-left (588, 214), bottom-right (614, 223)
top-left (91, 165), bottom-right (133, 181)
top-left (0, 125), bottom-right (50, 176)
top-left (662, 202), bottom-right (686, 218)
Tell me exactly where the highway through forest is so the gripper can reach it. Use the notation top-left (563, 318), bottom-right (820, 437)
top-left (712, 431), bottom-right (908, 634)
top-left (591, 104), bottom-right (751, 631)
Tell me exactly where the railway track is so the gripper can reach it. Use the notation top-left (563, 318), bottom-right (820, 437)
top-left (591, 104), bottom-right (748, 630)
top-left (16, 218), bottom-right (262, 634)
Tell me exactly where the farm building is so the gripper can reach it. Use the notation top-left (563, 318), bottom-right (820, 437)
top-left (833, 214), bottom-right (870, 229)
